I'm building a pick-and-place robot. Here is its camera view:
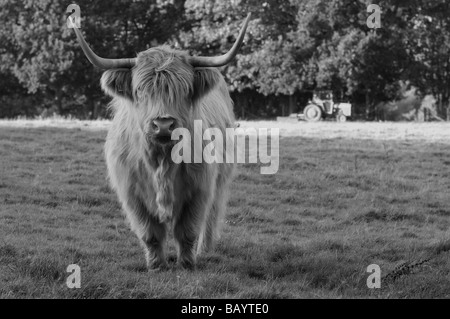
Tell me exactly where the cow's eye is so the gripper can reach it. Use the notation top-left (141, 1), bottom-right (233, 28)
top-left (134, 87), bottom-right (145, 100)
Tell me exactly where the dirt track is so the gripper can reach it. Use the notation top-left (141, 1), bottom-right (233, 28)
top-left (238, 121), bottom-right (450, 143)
top-left (1, 119), bottom-right (449, 143)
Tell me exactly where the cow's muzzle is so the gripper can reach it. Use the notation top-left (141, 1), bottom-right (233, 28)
top-left (151, 117), bottom-right (177, 144)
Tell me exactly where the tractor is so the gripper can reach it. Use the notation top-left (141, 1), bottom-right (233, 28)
top-left (301, 90), bottom-right (351, 122)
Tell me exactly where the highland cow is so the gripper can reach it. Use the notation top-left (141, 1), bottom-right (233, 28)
top-left (71, 14), bottom-right (251, 270)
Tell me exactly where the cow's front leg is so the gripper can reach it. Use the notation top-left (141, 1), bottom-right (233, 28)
top-left (127, 197), bottom-right (169, 271)
top-left (141, 215), bottom-right (168, 271)
top-left (173, 191), bottom-right (212, 270)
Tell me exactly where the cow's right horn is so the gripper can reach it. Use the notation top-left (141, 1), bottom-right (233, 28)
top-left (71, 17), bottom-right (136, 69)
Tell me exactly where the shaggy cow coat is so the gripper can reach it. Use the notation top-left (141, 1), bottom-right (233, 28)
top-left (101, 46), bottom-right (235, 270)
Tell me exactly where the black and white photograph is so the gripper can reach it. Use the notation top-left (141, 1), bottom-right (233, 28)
top-left (0, 0), bottom-right (449, 303)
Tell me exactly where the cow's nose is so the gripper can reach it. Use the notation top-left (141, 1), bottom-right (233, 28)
top-left (152, 117), bottom-right (176, 136)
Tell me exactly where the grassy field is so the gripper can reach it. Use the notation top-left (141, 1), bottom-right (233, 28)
top-left (0, 121), bottom-right (449, 298)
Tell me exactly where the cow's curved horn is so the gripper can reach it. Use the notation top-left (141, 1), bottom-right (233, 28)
top-left (189, 13), bottom-right (251, 68)
top-left (71, 18), bottom-right (136, 69)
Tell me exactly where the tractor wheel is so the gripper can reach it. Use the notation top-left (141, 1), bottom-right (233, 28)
top-left (304, 104), bottom-right (322, 122)
top-left (336, 113), bottom-right (347, 122)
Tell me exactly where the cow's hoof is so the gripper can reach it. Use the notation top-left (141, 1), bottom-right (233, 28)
top-left (147, 265), bottom-right (169, 273)
top-left (177, 259), bottom-right (196, 271)
top-left (147, 260), bottom-right (169, 272)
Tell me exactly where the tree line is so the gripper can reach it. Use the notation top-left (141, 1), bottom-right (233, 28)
top-left (1, 0), bottom-right (449, 120)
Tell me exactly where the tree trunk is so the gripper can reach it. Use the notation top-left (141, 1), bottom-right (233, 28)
top-left (447, 104), bottom-right (450, 121)
top-left (288, 94), bottom-right (297, 114)
top-left (437, 94), bottom-right (443, 119)
top-left (92, 102), bottom-right (100, 119)
top-left (445, 94), bottom-right (450, 121)
top-left (55, 89), bottom-right (63, 115)
top-left (237, 94), bottom-right (247, 120)
top-left (365, 91), bottom-right (370, 120)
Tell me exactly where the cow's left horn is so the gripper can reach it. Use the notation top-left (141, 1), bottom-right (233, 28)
top-left (71, 17), bottom-right (136, 69)
top-left (189, 13), bottom-right (251, 68)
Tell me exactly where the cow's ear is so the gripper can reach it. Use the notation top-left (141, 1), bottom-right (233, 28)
top-left (192, 68), bottom-right (223, 102)
top-left (101, 69), bottom-right (133, 101)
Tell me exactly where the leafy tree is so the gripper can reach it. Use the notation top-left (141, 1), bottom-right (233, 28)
top-left (1, 0), bottom-right (450, 121)
top-left (0, 0), bottom-right (186, 118)
top-left (0, 0), bottom-right (75, 115)
top-left (403, 0), bottom-right (450, 119)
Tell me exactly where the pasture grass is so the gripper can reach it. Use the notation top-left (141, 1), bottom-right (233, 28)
top-left (0, 125), bottom-right (449, 298)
